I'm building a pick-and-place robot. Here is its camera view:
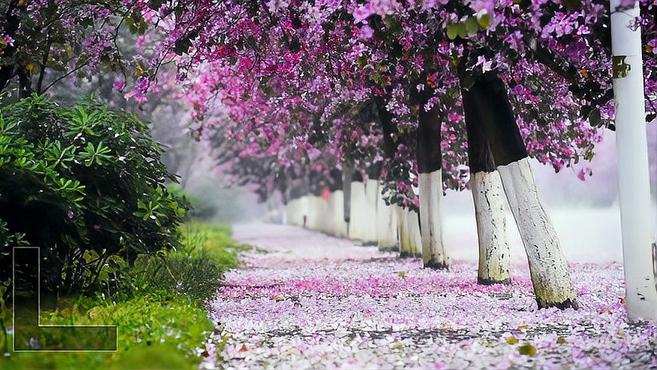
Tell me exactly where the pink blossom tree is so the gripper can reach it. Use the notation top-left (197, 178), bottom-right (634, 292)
top-left (122, 0), bottom-right (656, 309)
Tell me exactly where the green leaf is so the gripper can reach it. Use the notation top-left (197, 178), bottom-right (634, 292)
top-left (457, 23), bottom-right (468, 39)
top-left (174, 37), bottom-right (193, 55)
top-left (465, 17), bottom-right (480, 35)
top-left (588, 108), bottom-right (602, 127)
top-left (148, 0), bottom-right (164, 10)
top-left (446, 23), bottom-right (460, 40)
top-left (518, 343), bottom-right (537, 356)
top-left (477, 13), bottom-right (492, 29)
top-left (447, 86), bottom-right (461, 99)
top-left (80, 141), bottom-right (112, 166)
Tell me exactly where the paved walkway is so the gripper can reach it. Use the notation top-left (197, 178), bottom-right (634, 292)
top-left (202, 224), bottom-right (656, 369)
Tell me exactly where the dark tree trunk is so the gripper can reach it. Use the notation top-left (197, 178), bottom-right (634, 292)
top-left (373, 95), bottom-right (399, 159)
top-left (416, 94), bottom-right (442, 174)
top-left (342, 165), bottom-right (353, 224)
top-left (461, 72), bottom-right (528, 167)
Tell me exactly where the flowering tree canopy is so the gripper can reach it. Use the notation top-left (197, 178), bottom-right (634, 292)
top-left (5, 0), bottom-right (655, 204)
top-left (0, 0), bottom-right (160, 98)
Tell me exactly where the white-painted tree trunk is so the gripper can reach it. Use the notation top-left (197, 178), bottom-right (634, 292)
top-left (349, 181), bottom-right (378, 244)
top-left (408, 210), bottom-right (423, 257)
top-left (418, 170), bottom-right (450, 269)
top-left (364, 179), bottom-right (380, 244)
top-left (312, 195), bottom-right (330, 232)
top-left (306, 196), bottom-right (318, 230)
top-left (306, 196), bottom-right (317, 230)
top-left (328, 191), bottom-right (348, 237)
top-left (319, 194), bottom-right (331, 234)
top-left (348, 181), bottom-right (367, 241)
top-left (286, 197), bottom-right (304, 226)
top-left (376, 186), bottom-right (399, 250)
top-left (306, 195), bottom-right (321, 231)
top-left (471, 170), bottom-right (511, 284)
top-left (610, 0), bottom-right (657, 321)
top-left (498, 158), bottom-right (576, 308)
top-left (397, 206), bottom-right (413, 257)
top-left (285, 200), bottom-right (293, 225)
top-left (342, 166), bottom-right (353, 226)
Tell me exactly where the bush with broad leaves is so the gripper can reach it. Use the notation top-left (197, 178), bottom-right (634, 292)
top-left (0, 95), bottom-right (186, 294)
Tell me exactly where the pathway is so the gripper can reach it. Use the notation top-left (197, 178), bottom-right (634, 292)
top-left (202, 223), bottom-right (656, 369)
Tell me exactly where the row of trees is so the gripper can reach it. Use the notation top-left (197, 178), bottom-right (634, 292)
top-left (153, 0), bottom-right (655, 314)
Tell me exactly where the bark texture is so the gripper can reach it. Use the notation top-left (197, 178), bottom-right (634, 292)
top-left (498, 159), bottom-right (577, 308)
top-left (471, 171), bottom-right (511, 284)
top-left (461, 70), bottom-right (576, 308)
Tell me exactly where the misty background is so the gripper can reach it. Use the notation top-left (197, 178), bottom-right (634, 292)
top-left (160, 119), bottom-right (657, 265)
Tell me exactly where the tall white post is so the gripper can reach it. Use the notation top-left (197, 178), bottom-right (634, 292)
top-left (610, 0), bottom-right (657, 321)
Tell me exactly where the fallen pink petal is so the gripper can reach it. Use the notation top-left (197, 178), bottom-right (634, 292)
top-left (202, 225), bottom-right (657, 370)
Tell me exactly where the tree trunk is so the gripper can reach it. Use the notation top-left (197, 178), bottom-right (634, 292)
top-left (471, 171), bottom-right (512, 284)
top-left (306, 195), bottom-right (326, 232)
top-left (376, 185), bottom-right (399, 251)
top-left (416, 88), bottom-right (450, 268)
top-left (328, 190), bottom-right (348, 237)
top-left (408, 209), bottom-right (423, 257)
top-left (464, 84), bottom-right (512, 284)
top-left (461, 71), bottom-right (576, 308)
top-left (498, 159), bottom-right (575, 307)
top-left (342, 166), bottom-right (353, 227)
top-left (418, 170), bottom-right (449, 268)
top-left (349, 180), bottom-right (377, 244)
top-left (363, 178), bottom-right (380, 245)
top-left (286, 196), bottom-right (309, 227)
top-left (609, 0), bottom-right (657, 321)
top-left (398, 207), bottom-right (413, 258)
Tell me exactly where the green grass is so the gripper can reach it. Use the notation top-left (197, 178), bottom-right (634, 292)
top-left (0, 222), bottom-right (241, 370)
top-left (1, 293), bottom-right (212, 370)
top-left (179, 222), bottom-right (242, 270)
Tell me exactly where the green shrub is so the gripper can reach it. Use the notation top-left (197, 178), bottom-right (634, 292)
top-left (179, 222), bottom-right (240, 270)
top-left (117, 222), bottom-right (240, 303)
top-left (0, 95), bottom-right (186, 294)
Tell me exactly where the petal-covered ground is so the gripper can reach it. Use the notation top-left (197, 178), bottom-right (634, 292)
top-left (202, 224), bottom-right (657, 369)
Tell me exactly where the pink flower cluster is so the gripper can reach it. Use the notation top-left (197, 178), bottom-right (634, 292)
top-left (115, 0), bottom-right (657, 206)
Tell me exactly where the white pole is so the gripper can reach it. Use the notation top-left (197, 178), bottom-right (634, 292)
top-left (610, 0), bottom-right (657, 321)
